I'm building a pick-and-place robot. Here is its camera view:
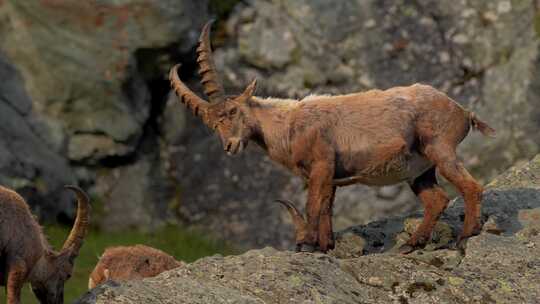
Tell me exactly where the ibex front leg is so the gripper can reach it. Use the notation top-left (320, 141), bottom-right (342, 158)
top-left (301, 162), bottom-right (335, 252)
top-left (6, 258), bottom-right (27, 304)
top-left (318, 186), bottom-right (336, 251)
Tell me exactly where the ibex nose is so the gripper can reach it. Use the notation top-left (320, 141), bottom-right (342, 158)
top-left (224, 138), bottom-right (244, 155)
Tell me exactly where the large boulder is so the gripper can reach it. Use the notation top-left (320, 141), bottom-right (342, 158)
top-left (0, 51), bottom-right (74, 218)
top-left (0, 0), bottom-right (208, 162)
top-left (0, 0), bottom-right (209, 223)
top-left (75, 154), bottom-right (540, 303)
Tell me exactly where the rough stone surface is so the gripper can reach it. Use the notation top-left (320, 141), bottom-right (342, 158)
top-left (0, 0), bottom-right (208, 223)
top-left (94, 154), bottom-right (174, 232)
top-left (0, 0), bottom-right (208, 161)
top-left (0, 51), bottom-right (74, 218)
top-left (75, 155), bottom-right (540, 303)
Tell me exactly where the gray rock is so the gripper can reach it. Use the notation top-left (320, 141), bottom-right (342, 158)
top-left (0, 1), bottom-right (208, 164)
top-left (76, 235), bottom-right (540, 304)
top-left (0, 51), bottom-right (74, 219)
top-left (94, 153), bottom-right (175, 232)
top-left (0, 0), bottom-right (208, 224)
top-left (75, 154), bottom-right (540, 303)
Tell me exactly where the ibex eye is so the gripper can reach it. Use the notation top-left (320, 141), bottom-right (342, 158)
top-left (229, 108), bottom-right (237, 115)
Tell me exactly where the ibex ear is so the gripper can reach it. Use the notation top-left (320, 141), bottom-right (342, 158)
top-left (237, 78), bottom-right (257, 103)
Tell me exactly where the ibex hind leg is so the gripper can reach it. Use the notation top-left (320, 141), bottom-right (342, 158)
top-left (399, 167), bottom-right (449, 254)
top-left (423, 142), bottom-right (483, 249)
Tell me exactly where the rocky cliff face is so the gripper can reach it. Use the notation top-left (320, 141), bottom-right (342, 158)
top-left (76, 154), bottom-right (540, 303)
top-left (0, 0), bottom-right (208, 223)
top-left (0, 51), bottom-right (74, 218)
top-left (1, 0), bottom-right (539, 250)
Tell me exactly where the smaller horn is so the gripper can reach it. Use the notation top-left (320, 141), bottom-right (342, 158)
top-left (275, 200), bottom-right (307, 247)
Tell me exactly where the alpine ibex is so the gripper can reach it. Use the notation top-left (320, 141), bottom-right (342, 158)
top-left (0, 185), bottom-right (90, 304)
top-left (169, 21), bottom-right (495, 253)
top-left (88, 245), bottom-right (183, 289)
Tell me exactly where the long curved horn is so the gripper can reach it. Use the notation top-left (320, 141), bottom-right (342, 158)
top-left (169, 64), bottom-right (210, 124)
top-left (275, 200), bottom-right (307, 245)
top-left (196, 20), bottom-right (225, 103)
top-left (62, 185), bottom-right (91, 258)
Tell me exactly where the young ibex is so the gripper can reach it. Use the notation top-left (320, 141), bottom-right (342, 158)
top-left (169, 21), bottom-right (495, 254)
top-left (88, 244), bottom-right (183, 289)
top-left (0, 185), bottom-right (90, 304)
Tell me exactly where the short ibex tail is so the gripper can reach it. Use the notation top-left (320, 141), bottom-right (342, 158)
top-left (470, 112), bottom-right (496, 137)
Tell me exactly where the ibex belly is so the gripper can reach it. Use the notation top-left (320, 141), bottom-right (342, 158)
top-left (333, 152), bottom-right (432, 187)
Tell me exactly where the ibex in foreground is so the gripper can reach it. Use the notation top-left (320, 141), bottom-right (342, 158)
top-left (170, 21), bottom-right (495, 253)
top-left (88, 244), bottom-right (183, 289)
top-left (0, 185), bottom-right (90, 304)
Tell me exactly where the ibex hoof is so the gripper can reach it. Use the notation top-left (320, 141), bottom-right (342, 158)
top-left (454, 237), bottom-right (469, 253)
top-left (296, 244), bottom-right (316, 253)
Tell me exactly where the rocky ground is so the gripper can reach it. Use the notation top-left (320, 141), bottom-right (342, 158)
top-left (1, 0), bottom-right (539, 250)
top-left (75, 155), bottom-right (539, 303)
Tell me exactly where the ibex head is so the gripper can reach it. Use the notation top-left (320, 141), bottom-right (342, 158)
top-left (31, 186), bottom-right (90, 304)
top-left (169, 21), bottom-right (257, 155)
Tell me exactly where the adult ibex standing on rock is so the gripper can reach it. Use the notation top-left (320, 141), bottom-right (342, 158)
top-left (0, 185), bottom-right (90, 304)
top-left (169, 21), bottom-right (495, 254)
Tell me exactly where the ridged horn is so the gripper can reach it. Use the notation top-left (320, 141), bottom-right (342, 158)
top-left (62, 185), bottom-right (91, 258)
top-left (275, 200), bottom-right (307, 244)
top-left (196, 20), bottom-right (225, 103)
top-left (169, 64), bottom-right (210, 124)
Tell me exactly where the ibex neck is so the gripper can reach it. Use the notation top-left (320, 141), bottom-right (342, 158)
top-left (28, 250), bottom-right (54, 284)
top-left (249, 97), bottom-right (295, 166)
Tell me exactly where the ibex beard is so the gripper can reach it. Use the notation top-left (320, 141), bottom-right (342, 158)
top-left (170, 21), bottom-right (495, 254)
